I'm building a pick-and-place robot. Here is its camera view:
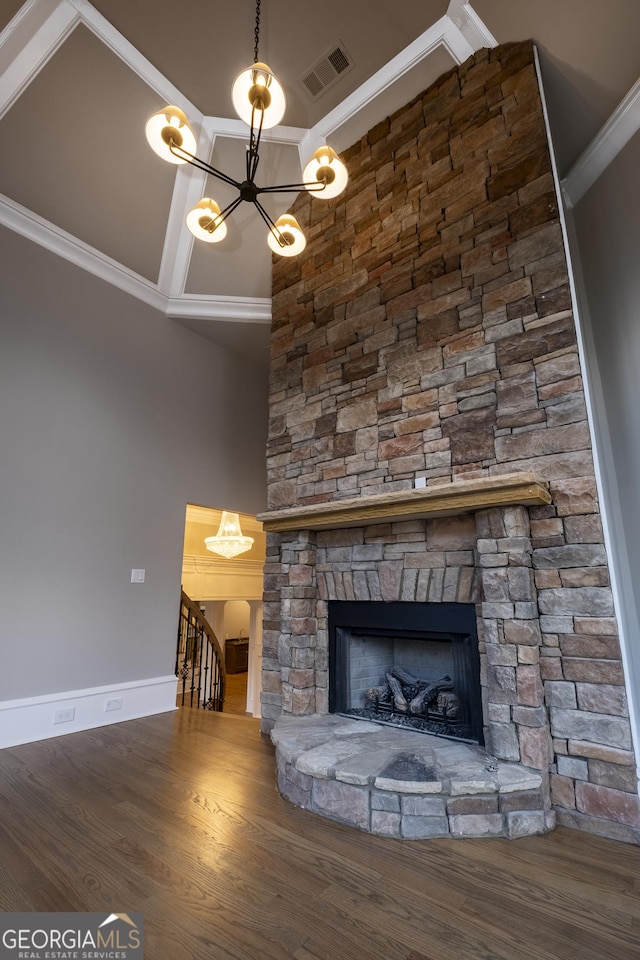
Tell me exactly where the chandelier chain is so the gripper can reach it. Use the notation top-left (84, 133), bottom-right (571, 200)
top-left (254, 0), bottom-right (261, 63)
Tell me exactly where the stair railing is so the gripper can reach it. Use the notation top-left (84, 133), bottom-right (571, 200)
top-left (175, 590), bottom-right (225, 710)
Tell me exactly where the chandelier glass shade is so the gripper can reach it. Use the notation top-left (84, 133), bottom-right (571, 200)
top-left (266, 214), bottom-right (306, 257)
top-left (204, 512), bottom-right (254, 559)
top-left (185, 198), bottom-right (228, 243)
top-left (231, 61), bottom-right (286, 129)
top-left (302, 146), bottom-right (349, 200)
top-left (145, 106), bottom-right (197, 164)
top-left (144, 0), bottom-right (347, 256)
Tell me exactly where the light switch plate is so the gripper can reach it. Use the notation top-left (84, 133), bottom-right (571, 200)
top-left (130, 568), bottom-right (145, 583)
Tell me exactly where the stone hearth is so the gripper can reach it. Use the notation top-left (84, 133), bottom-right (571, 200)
top-left (273, 714), bottom-right (553, 839)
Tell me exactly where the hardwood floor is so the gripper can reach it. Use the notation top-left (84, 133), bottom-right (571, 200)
top-left (224, 670), bottom-right (249, 715)
top-left (0, 710), bottom-right (638, 960)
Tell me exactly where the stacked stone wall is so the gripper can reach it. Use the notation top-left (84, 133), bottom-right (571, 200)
top-left (263, 41), bottom-right (639, 842)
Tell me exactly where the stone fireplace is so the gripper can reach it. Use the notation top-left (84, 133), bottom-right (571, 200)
top-left (261, 478), bottom-right (561, 838)
top-left (258, 41), bottom-right (640, 843)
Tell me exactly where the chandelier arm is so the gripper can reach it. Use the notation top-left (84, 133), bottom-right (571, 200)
top-left (215, 195), bottom-right (245, 224)
top-left (253, 197), bottom-right (287, 246)
top-left (257, 180), bottom-right (328, 194)
top-left (246, 108), bottom-right (258, 181)
top-left (248, 106), bottom-right (265, 182)
top-left (168, 141), bottom-right (242, 190)
top-left (254, 200), bottom-right (298, 250)
top-left (249, 137), bottom-right (261, 181)
top-left (246, 138), bottom-right (252, 182)
top-left (246, 130), bottom-right (261, 183)
top-left (253, 197), bottom-right (279, 230)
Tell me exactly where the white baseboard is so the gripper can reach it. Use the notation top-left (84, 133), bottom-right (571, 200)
top-left (0, 675), bottom-right (178, 749)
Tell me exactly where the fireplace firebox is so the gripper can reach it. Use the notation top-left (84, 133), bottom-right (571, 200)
top-left (329, 601), bottom-right (483, 744)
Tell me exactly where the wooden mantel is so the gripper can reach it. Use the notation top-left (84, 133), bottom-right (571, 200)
top-left (257, 472), bottom-right (551, 533)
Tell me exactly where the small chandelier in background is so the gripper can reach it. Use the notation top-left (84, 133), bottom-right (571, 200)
top-left (145, 0), bottom-right (348, 257)
top-left (205, 512), bottom-right (254, 559)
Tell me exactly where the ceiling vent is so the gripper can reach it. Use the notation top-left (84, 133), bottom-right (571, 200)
top-left (299, 41), bottom-right (354, 100)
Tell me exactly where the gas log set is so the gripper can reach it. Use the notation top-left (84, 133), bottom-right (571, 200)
top-left (356, 666), bottom-right (466, 738)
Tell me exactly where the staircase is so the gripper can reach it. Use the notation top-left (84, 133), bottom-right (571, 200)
top-left (175, 590), bottom-right (225, 710)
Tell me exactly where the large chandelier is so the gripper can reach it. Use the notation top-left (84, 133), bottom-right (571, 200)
top-left (205, 512), bottom-right (254, 559)
top-left (144, 0), bottom-right (348, 257)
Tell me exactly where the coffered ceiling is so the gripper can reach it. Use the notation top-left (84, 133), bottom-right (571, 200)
top-left (1, 0), bottom-right (639, 368)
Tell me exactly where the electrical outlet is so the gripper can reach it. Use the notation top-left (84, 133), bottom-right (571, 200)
top-left (105, 697), bottom-right (123, 712)
top-left (54, 707), bottom-right (75, 724)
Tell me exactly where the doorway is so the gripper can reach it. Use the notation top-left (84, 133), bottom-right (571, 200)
top-left (222, 599), bottom-right (250, 715)
top-left (180, 504), bottom-right (265, 718)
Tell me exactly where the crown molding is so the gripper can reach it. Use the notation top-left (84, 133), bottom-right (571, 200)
top-left (182, 554), bottom-right (264, 576)
top-left (186, 504), bottom-right (220, 525)
top-left (0, 193), bottom-right (273, 324)
top-left (446, 1), bottom-right (498, 51)
top-left (309, 6), bottom-right (494, 144)
top-left (185, 505), bottom-right (265, 533)
top-left (167, 295), bottom-right (271, 322)
top-left (0, 193), bottom-right (167, 310)
top-left (562, 75), bottom-right (640, 208)
top-left (310, 16), bottom-right (459, 141)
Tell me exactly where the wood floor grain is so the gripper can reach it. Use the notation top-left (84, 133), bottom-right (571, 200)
top-left (0, 709), bottom-right (638, 960)
top-left (223, 671), bottom-right (249, 715)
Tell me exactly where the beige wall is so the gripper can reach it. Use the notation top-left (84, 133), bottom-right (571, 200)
top-left (0, 227), bottom-right (268, 702)
top-left (571, 129), bottom-right (640, 756)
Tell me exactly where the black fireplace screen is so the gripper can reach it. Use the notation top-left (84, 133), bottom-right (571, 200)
top-left (328, 601), bottom-right (483, 744)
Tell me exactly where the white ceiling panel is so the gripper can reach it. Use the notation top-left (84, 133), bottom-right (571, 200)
top-left (0, 24), bottom-right (176, 282)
